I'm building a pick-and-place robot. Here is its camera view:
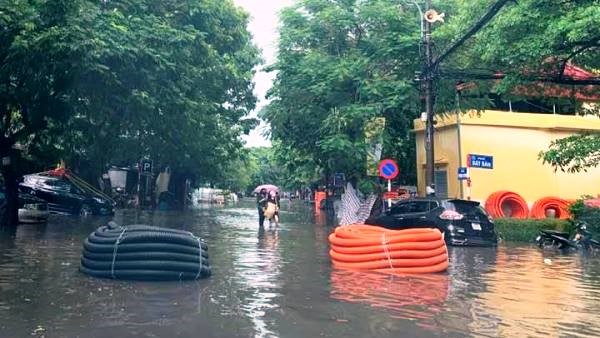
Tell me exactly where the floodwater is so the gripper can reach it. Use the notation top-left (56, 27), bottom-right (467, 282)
top-left (1, 199), bottom-right (599, 338)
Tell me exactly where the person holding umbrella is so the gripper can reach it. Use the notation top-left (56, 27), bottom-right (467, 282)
top-left (256, 188), bottom-right (268, 226)
top-left (254, 184), bottom-right (280, 226)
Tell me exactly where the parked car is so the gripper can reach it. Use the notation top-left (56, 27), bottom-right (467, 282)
top-left (365, 197), bottom-right (498, 246)
top-left (0, 188), bottom-right (49, 223)
top-left (19, 174), bottom-right (114, 216)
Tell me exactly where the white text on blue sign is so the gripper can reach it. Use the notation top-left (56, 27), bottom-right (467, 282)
top-left (468, 154), bottom-right (493, 169)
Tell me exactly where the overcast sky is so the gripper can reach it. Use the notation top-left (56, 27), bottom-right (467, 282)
top-left (234, 0), bottom-right (295, 148)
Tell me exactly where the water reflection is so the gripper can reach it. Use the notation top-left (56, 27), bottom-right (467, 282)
top-left (218, 207), bottom-right (283, 338)
top-left (0, 201), bottom-right (599, 338)
top-left (330, 270), bottom-right (449, 331)
top-left (440, 246), bottom-right (501, 336)
top-left (435, 246), bottom-right (600, 337)
top-left (313, 208), bottom-right (337, 227)
top-left (465, 246), bottom-right (600, 337)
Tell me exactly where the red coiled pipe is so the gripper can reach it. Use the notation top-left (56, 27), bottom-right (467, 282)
top-left (484, 191), bottom-right (529, 219)
top-left (529, 197), bottom-right (571, 219)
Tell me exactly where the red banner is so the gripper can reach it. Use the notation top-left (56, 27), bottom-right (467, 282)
top-left (383, 191), bottom-right (399, 200)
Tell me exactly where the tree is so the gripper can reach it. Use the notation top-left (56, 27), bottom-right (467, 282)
top-left (270, 141), bottom-right (321, 190)
top-left (247, 147), bottom-right (285, 192)
top-left (60, 0), bottom-right (260, 182)
top-left (264, 0), bottom-right (423, 189)
top-left (1, 0), bottom-right (260, 226)
top-left (445, 0), bottom-right (599, 80)
top-left (540, 134), bottom-right (600, 173)
top-left (445, 0), bottom-right (599, 172)
top-left (1, 0), bottom-right (85, 226)
top-left (266, 0), bottom-right (600, 187)
top-left (437, 0), bottom-right (599, 107)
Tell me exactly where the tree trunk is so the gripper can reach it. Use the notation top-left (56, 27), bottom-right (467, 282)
top-left (1, 154), bottom-right (19, 229)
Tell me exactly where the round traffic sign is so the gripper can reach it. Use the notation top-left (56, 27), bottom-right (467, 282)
top-left (378, 159), bottom-right (399, 180)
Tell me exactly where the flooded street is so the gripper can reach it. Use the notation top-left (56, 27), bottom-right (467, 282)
top-left (1, 199), bottom-right (599, 338)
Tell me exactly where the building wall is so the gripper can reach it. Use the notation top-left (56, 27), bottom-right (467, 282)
top-left (415, 110), bottom-right (600, 205)
top-left (415, 121), bottom-right (462, 199)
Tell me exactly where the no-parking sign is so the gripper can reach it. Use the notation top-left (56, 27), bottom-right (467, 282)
top-left (378, 159), bottom-right (399, 180)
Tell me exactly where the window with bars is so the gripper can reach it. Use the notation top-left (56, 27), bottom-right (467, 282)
top-left (434, 169), bottom-right (448, 198)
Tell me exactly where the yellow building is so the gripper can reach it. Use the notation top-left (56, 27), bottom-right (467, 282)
top-left (414, 110), bottom-right (600, 205)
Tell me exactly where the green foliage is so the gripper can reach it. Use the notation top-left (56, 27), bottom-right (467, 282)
top-left (224, 143), bottom-right (321, 194)
top-left (219, 150), bottom-right (255, 193)
top-left (496, 200), bottom-right (600, 242)
top-left (265, 0), bottom-right (600, 188)
top-left (459, 0), bottom-right (600, 173)
top-left (269, 141), bottom-right (320, 189)
top-left (445, 0), bottom-right (600, 83)
top-left (539, 134), bottom-right (600, 173)
top-left (494, 218), bottom-right (572, 243)
top-left (0, 0), bottom-right (80, 154)
top-left (4, 0), bottom-right (597, 192)
top-left (221, 146), bottom-right (289, 195)
top-left (1, 0), bottom-right (260, 184)
top-left (569, 198), bottom-right (589, 219)
top-left (569, 199), bottom-right (600, 237)
top-left (265, 0), bottom-right (422, 189)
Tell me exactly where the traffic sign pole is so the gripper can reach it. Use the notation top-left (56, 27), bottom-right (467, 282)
top-left (378, 159), bottom-right (399, 180)
top-left (466, 178), bottom-right (472, 201)
top-left (387, 179), bottom-right (392, 208)
top-left (378, 159), bottom-right (399, 209)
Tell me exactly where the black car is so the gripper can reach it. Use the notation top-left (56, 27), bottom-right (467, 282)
top-left (19, 174), bottom-right (114, 216)
top-left (366, 197), bottom-right (498, 246)
top-left (0, 188), bottom-right (49, 223)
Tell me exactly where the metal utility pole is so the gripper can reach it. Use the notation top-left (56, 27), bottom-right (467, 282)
top-left (423, 0), bottom-right (435, 192)
top-left (416, 0), bottom-right (511, 195)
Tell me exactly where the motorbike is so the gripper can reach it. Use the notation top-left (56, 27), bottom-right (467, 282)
top-left (536, 221), bottom-right (600, 251)
top-left (112, 187), bottom-right (137, 208)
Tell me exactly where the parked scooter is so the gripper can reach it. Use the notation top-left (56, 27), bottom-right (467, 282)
top-left (112, 187), bottom-right (137, 208)
top-left (536, 221), bottom-right (600, 251)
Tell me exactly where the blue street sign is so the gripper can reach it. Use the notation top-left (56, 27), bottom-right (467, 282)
top-left (458, 167), bottom-right (469, 180)
top-left (140, 159), bottom-right (153, 174)
top-left (467, 154), bottom-right (493, 169)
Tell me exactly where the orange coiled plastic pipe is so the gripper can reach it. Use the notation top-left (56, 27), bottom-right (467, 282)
top-left (328, 224), bottom-right (448, 274)
top-left (375, 261), bottom-right (450, 274)
top-left (331, 239), bottom-right (446, 254)
top-left (330, 244), bottom-right (447, 262)
top-left (530, 197), bottom-right (571, 219)
top-left (484, 191), bottom-right (529, 219)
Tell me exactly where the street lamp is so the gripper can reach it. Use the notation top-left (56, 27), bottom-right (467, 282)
top-left (406, 1), bottom-right (424, 39)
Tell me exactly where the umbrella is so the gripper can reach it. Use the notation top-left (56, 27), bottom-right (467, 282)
top-left (253, 184), bottom-right (279, 194)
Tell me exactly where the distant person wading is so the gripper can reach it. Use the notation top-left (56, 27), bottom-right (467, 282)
top-left (263, 191), bottom-right (280, 227)
top-left (256, 188), bottom-right (268, 226)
